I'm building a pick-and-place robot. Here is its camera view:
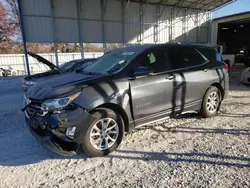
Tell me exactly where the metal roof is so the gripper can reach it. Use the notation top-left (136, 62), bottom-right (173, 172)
top-left (126, 0), bottom-right (236, 11)
top-left (213, 11), bottom-right (250, 21)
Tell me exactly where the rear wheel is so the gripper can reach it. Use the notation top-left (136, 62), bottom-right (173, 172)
top-left (81, 108), bottom-right (124, 157)
top-left (200, 86), bottom-right (221, 118)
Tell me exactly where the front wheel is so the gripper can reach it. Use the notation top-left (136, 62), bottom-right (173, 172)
top-left (200, 86), bottom-right (221, 118)
top-left (81, 108), bottom-right (124, 157)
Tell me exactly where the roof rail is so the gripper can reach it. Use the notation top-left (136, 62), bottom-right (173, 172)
top-left (166, 41), bottom-right (182, 44)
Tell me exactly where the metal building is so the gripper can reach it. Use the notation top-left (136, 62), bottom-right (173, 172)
top-left (17, 0), bottom-right (235, 75)
top-left (211, 11), bottom-right (250, 47)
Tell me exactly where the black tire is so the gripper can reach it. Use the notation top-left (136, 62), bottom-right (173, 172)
top-left (200, 86), bottom-right (221, 118)
top-left (81, 108), bottom-right (124, 157)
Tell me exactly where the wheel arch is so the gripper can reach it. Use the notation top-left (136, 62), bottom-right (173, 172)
top-left (211, 83), bottom-right (225, 99)
top-left (91, 103), bottom-right (130, 132)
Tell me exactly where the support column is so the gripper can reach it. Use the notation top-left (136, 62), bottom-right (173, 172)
top-left (182, 9), bottom-right (188, 42)
top-left (138, 2), bottom-right (144, 44)
top-left (17, 0), bottom-right (30, 76)
top-left (154, 5), bottom-right (160, 43)
top-left (195, 11), bottom-right (199, 43)
top-left (121, 0), bottom-right (126, 46)
top-left (50, 0), bottom-right (59, 66)
top-left (100, 0), bottom-right (107, 52)
top-left (168, 8), bottom-right (174, 42)
top-left (77, 0), bottom-right (84, 58)
top-left (206, 12), bottom-right (211, 45)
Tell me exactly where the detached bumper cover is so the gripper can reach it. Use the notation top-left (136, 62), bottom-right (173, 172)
top-left (25, 106), bottom-right (94, 156)
top-left (27, 124), bottom-right (77, 156)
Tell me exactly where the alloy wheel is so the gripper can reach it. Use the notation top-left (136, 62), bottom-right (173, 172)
top-left (206, 91), bottom-right (219, 113)
top-left (90, 118), bottom-right (119, 150)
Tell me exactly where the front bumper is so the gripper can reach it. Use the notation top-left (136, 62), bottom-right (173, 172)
top-left (26, 120), bottom-right (77, 156)
top-left (25, 106), bottom-right (94, 156)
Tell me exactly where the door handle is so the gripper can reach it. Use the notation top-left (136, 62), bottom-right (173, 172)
top-left (203, 69), bottom-right (208, 72)
top-left (166, 75), bottom-right (175, 80)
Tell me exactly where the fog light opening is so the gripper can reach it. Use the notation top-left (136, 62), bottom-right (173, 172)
top-left (66, 127), bottom-right (76, 139)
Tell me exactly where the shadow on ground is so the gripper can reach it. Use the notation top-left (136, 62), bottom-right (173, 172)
top-left (109, 150), bottom-right (250, 168)
top-left (0, 118), bottom-right (249, 167)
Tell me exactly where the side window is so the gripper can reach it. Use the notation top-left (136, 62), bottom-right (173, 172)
top-left (197, 47), bottom-right (222, 62)
top-left (167, 46), bottom-right (205, 69)
top-left (135, 49), bottom-right (171, 74)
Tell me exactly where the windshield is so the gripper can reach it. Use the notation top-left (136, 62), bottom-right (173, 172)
top-left (59, 61), bottom-right (78, 72)
top-left (84, 50), bottom-right (137, 74)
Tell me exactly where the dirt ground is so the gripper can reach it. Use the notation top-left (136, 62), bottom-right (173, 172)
top-left (0, 64), bottom-right (249, 188)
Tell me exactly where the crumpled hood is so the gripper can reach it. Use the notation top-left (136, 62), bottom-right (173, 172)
top-left (26, 71), bottom-right (110, 100)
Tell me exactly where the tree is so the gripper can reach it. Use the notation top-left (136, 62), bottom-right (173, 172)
top-left (0, 0), bottom-right (21, 53)
top-left (0, 2), bottom-right (15, 42)
top-left (0, 1), bottom-right (106, 54)
top-left (107, 43), bottom-right (124, 51)
top-left (84, 44), bottom-right (104, 52)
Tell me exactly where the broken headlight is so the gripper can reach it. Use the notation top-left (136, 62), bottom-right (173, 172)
top-left (41, 92), bottom-right (81, 111)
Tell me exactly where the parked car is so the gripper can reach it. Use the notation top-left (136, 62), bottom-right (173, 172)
top-left (235, 50), bottom-right (250, 67)
top-left (241, 67), bottom-right (250, 85)
top-left (21, 52), bottom-right (96, 91)
top-left (22, 44), bottom-right (229, 157)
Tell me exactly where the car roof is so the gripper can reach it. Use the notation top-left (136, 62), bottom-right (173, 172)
top-left (116, 43), bottom-right (213, 54)
top-left (68, 58), bottom-right (97, 64)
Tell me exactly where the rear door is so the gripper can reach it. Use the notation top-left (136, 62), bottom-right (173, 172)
top-left (166, 46), bottom-right (212, 113)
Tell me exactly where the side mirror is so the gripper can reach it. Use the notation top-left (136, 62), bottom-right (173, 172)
top-left (134, 66), bottom-right (151, 76)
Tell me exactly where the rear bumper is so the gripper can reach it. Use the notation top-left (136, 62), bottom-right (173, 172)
top-left (224, 88), bottom-right (229, 99)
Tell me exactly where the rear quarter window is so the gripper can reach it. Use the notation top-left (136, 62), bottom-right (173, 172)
top-left (197, 47), bottom-right (223, 62)
top-left (167, 46), bottom-right (205, 69)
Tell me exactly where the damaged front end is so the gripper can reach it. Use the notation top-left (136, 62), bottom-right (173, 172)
top-left (22, 93), bottom-right (94, 156)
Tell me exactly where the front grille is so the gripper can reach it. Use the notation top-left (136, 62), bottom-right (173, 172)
top-left (25, 97), bottom-right (48, 117)
top-left (27, 105), bottom-right (42, 115)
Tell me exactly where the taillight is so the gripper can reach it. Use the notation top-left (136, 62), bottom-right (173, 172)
top-left (224, 64), bottom-right (229, 72)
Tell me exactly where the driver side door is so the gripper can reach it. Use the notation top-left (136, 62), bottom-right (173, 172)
top-left (128, 48), bottom-right (174, 125)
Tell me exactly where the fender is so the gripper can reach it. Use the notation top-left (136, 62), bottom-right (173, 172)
top-left (73, 80), bottom-right (135, 128)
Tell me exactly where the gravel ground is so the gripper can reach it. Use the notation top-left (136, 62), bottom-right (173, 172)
top-left (0, 64), bottom-right (249, 188)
